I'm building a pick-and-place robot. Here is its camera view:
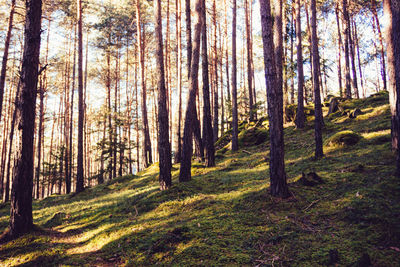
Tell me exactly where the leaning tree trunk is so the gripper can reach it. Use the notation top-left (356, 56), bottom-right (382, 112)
top-left (8, 0), bottom-right (42, 240)
top-left (0, 0), bottom-right (16, 122)
top-left (260, 0), bottom-right (290, 198)
top-left (231, 0), bottom-right (239, 151)
top-left (76, 0), bottom-right (84, 193)
top-left (311, 0), bottom-right (324, 159)
top-left (154, 0), bottom-right (172, 190)
top-left (295, 0), bottom-right (305, 129)
top-left (179, 0), bottom-right (202, 182)
top-left (201, 0), bottom-right (215, 167)
top-left (384, 0), bottom-right (400, 174)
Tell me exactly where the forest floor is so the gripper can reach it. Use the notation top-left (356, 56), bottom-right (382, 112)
top-left (0, 92), bottom-right (400, 266)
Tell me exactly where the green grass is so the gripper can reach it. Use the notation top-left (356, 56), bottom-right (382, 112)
top-left (1, 93), bottom-right (400, 266)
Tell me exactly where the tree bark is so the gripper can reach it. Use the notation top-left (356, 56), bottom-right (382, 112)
top-left (295, 0), bottom-right (305, 129)
top-left (231, 0), bottom-right (239, 151)
top-left (342, 0), bottom-right (352, 99)
top-left (186, 0), bottom-right (192, 77)
top-left (0, 0), bottom-right (16, 122)
top-left (311, 0), bottom-right (324, 159)
top-left (174, 0), bottom-right (183, 164)
top-left (213, 0), bottom-right (219, 141)
top-left (201, 0), bottom-right (215, 167)
top-left (8, 0), bottom-right (42, 239)
top-left (179, 0), bottom-right (202, 182)
top-left (76, 0), bottom-right (84, 193)
top-left (373, 0), bottom-right (388, 91)
top-left (154, 0), bottom-right (172, 190)
top-left (335, 5), bottom-right (343, 97)
top-left (260, 0), bottom-right (290, 198)
top-left (384, 0), bottom-right (400, 174)
top-left (136, 1), bottom-right (152, 169)
top-left (245, 0), bottom-right (254, 121)
top-left (348, 14), bottom-right (359, 98)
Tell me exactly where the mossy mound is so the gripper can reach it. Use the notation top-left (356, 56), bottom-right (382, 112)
top-left (215, 129), bottom-right (232, 150)
top-left (43, 212), bottom-right (66, 228)
top-left (326, 130), bottom-right (361, 147)
top-left (238, 127), bottom-right (268, 147)
top-left (284, 104), bottom-right (316, 123)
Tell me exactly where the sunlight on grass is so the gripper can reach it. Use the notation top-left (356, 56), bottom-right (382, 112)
top-left (0, 94), bottom-right (399, 266)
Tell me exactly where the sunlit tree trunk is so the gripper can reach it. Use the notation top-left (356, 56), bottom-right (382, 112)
top-left (175, 0), bottom-right (183, 164)
top-left (8, 0), bottom-right (43, 239)
top-left (76, 0), bottom-right (84, 193)
top-left (179, 0), bottom-right (202, 182)
top-left (310, 0), bottom-right (323, 159)
top-left (136, 1), bottom-right (152, 169)
top-left (201, 0), bottom-right (215, 167)
top-left (213, 0), bottom-right (219, 141)
top-left (295, 0), bottom-right (305, 129)
top-left (335, 4), bottom-right (343, 97)
top-left (154, 0), bottom-right (172, 190)
top-left (348, 14), bottom-right (359, 98)
top-left (245, 0), bottom-right (254, 121)
top-left (384, 0), bottom-right (400, 174)
top-left (342, 0), bottom-right (352, 99)
top-left (373, 0), bottom-right (388, 91)
top-left (0, 0), bottom-right (16, 122)
top-left (231, 0), bottom-right (239, 151)
top-left (260, 0), bottom-right (290, 198)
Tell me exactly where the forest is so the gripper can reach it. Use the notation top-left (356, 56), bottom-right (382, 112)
top-left (0, 0), bottom-right (399, 265)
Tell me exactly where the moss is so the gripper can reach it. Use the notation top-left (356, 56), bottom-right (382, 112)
top-left (238, 127), bottom-right (268, 147)
top-left (0, 94), bottom-right (399, 267)
top-left (326, 130), bottom-right (362, 147)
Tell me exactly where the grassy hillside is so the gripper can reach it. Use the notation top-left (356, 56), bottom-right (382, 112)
top-left (0, 92), bottom-right (399, 266)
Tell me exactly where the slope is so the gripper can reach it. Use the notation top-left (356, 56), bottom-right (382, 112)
top-left (0, 92), bottom-right (399, 266)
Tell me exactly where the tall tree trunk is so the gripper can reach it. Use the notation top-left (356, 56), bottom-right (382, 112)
top-left (0, 0), bottom-right (16, 122)
top-left (67, 25), bottom-right (76, 193)
top-left (260, 0), bottom-right (290, 198)
top-left (231, 0), bottom-right (239, 151)
top-left (348, 15), bottom-right (359, 98)
top-left (342, 0), bottom-right (352, 99)
top-left (136, 2), bottom-right (152, 168)
top-left (295, 0), bottom-right (305, 129)
top-left (290, 4), bottom-right (295, 104)
top-left (35, 77), bottom-right (44, 199)
top-left (385, 0), bottom-right (400, 174)
top-left (186, 0), bottom-right (192, 76)
top-left (224, 0), bottom-right (231, 105)
top-left (7, 0), bottom-right (42, 240)
top-left (3, 82), bottom-right (20, 203)
top-left (154, 0), bottom-right (172, 190)
top-left (273, 0), bottom-right (283, 105)
top-left (373, 0), bottom-right (388, 91)
top-left (134, 46), bottom-right (140, 173)
top-left (179, 0), bottom-right (202, 182)
top-left (245, 0), bottom-right (254, 121)
top-left (353, 18), bottom-right (365, 98)
top-left (310, 0), bottom-right (323, 159)
top-left (335, 5), bottom-right (343, 97)
top-left (76, 0), bottom-right (84, 193)
top-left (175, 0), bottom-right (183, 163)
top-left (213, 0), bottom-right (219, 141)
top-left (201, 0), bottom-right (215, 167)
